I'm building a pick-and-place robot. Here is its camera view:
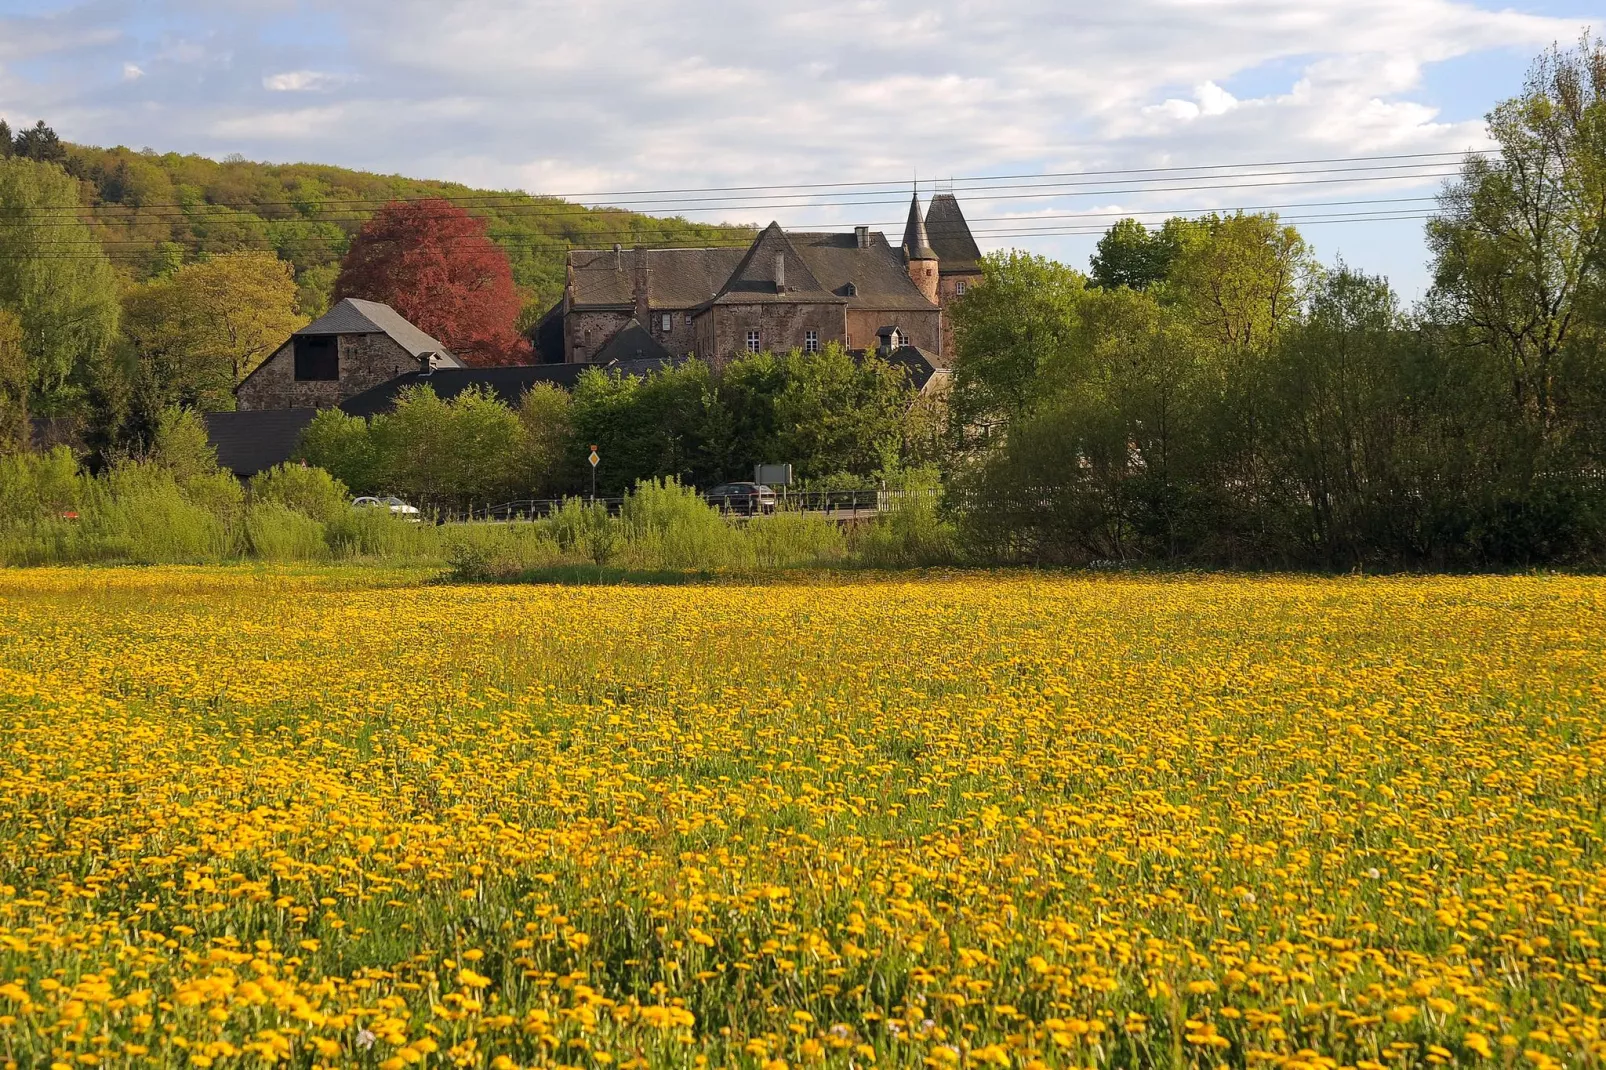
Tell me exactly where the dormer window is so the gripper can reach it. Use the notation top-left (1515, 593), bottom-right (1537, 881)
top-left (844, 282), bottom-right (858, 297)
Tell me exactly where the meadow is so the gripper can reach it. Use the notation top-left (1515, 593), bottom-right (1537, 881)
top-left (0, 569), bottom-right (1603, 1070)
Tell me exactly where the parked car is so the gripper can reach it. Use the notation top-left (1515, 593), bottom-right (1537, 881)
top-left (704, 482), bottom-right (777, 515)
top-left (352, 495), bottom-right (421, 521)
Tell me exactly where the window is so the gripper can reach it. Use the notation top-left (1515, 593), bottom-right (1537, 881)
top-left (684, 312), bottom-right (693, 327)
top-left (746, 329), bottom-right (760, 353)
top-left (804, 329), bottom-right (819, 353)
top-left (661, 313), bottom-right (673, 332)
top-left (956, 281), bottom-right (968, 296)
top-left (293, 335), bottom-right (338, 381)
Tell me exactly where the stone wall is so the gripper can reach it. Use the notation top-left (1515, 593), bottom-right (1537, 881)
top-left (935, 270), bottom-right (981, 366)
top-left (845, 308), bottom-right (941, 357)
top-left (907, 258), bottom-right (940, 304)
top-left (702, 303), bottom-right (848, 367)
top-left (564, 310), bottom-right (631, 364)
top-left (236, 333), bottom-right (422, 411)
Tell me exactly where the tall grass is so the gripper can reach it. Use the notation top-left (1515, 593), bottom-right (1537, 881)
top-left (1, 449), bottom-right (938, 576)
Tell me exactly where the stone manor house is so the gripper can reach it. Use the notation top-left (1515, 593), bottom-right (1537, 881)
top-left (531, 191), bottom-right (982, 367)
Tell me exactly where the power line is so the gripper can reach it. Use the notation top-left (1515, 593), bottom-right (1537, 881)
top-left (0, 149), bottom-right (1482, 225)
top-left (0, 194), bottom-right (1450, 253)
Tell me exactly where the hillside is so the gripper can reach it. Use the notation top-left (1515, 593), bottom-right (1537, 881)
top-left (59, 142), bottom-right (753, 321)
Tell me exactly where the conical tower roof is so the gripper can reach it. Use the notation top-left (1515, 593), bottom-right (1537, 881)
top-left (901, 191), bottom-right (937, 262)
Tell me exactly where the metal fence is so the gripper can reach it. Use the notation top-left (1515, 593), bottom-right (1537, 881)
top-left (435, 487), bottom-right (934, 524)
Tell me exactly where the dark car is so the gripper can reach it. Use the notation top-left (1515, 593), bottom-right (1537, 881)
top-left (704, 482), bottom-right (777, 515)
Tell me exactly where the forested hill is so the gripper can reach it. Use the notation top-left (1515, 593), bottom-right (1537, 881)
top-left (59, 142), bottom-right (752, 320)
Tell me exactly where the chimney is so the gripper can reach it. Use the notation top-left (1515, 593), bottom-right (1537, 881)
top-left (613, 243), bottom-right (623, 271)
top-left (855, 226), bottom-right (869, 249)
top-left (774, 253), bottom-right (786, 293)
top-left (633, 245), bottom-right (650, 321)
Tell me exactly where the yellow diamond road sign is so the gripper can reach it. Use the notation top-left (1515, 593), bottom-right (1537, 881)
top-left (589, 448), bottom-right (599, 467)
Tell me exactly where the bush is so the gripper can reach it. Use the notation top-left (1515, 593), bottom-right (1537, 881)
top-left (852, 471), bottom-right (958, 567)
top-left (618, 478), bottom-right (734, 570)
top-left (443, 521), bottom-right (562, 581)
top-left (249, 463), bottom-right (350, 522)
top-left (85, 463), bottom-right (239, 563)
top-left (0, 446), bottom-right (81, 527)
top-left (324, 507), bottom-right (439, 560)
top-left (738, 510), bottom-right (846, 568)
top-left (547, 498), bottom-right (619, 566)
top-left (246, 502), bottom-right (328, 562)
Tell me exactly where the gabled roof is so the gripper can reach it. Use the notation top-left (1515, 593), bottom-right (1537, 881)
top-left (568, 247), bottom-right (746, 309)
top-left (593, 319), bottom-right (672, 364)
top-left (204, 409), bottom-right (318, 478)
top-left (338, 361), bottom-right (672, 418)
top-left (901, 193), bottom-right (937, 261)
top-left (297, 298), bottom-right (459, 361)
top-left (925, 193), bottom-right (982, 271)
top-left (787, 231), bottom-right (936, 311)
top-left (707, 222), bottom-right (837, 306)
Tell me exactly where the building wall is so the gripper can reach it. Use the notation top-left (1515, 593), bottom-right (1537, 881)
top-left (649, 308), bottom-right (700, 359)
top-left (935, 270), bottom-right (981, 366)
top-left (237, 332), bottom-right (422, 411)
top-left (703, 303), bottom-right (848, 367)
top-left (845, 307), bottom-right (941, 357)
top-left (564, 310), bottom-right (631, 364)
top-left (907, 257), bottom-right (940, 304)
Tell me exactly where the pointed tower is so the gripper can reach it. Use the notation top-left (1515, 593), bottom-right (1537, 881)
top-left (900, 190), bottom-right (940, 305)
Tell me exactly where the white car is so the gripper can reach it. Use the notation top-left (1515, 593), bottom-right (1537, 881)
top-left (352, 495), bottom-right (421, 520)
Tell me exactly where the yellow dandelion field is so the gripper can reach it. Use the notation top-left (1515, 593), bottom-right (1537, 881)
top-left (1, 569), bottom-right (1604, 1070)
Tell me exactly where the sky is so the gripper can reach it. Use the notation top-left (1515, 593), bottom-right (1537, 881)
top-left (0, 0), bottom-right (1596, 299)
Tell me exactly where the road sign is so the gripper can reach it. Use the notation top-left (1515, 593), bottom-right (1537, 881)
top-left (588, 447), bottom-right (599, 468)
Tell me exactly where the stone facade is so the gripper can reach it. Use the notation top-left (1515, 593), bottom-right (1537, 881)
top-left (237, 332), bottom-right (425, 411)
top-left (844, 308), bottom-right (939, 354)
top-left (699, 302), bottom-right (851, 367)
top-left (935, 269), bottom-right (981, 362)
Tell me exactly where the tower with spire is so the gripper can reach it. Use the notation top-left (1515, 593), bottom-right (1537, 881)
top-left (901, 187), bottom-right (941, 305)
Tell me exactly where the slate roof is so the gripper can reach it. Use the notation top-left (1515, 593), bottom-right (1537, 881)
top-left (296, 298), bottom-right (461, 361)
top-left (338, 360), bottom-right (671, 418)
top-left (925, 193), bottom-right (982, 271)
top-left (204, 409), bottom-right (318, 478)
top-left (786, 231), bottom-right (936, 311)
top-left (883, 345), bottom-right (947, 393)
top-left (901, 193), bottom-right (937, 261)
top-left (568, 247), bottom-right (746, 309)
top-left (566, 226), bottom-right (937, 315)
top-left (706, 223), bottom-right (837, 306)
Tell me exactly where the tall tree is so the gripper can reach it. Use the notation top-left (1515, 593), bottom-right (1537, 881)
top-left (1427, 35), bottom-right (1606, 432)
top-left (0, 158), bottom-right (120, 415)
top-left (13, 121), bottom-right (66, 165)
top-left (946, 250), bottom-right (1086, 448)
top-left (0, 120), bottom-right (11, 158)
top-left (333, 198), bottom-right (531, 366)
top-left (1089, 217), bottom-right (1187, 291)
top-left (0, 308), bottom-right (26, 453)
top-left (122, 252), bottom-right (307, 411)
top-left (1166, 212), bottom-right (1311, 352)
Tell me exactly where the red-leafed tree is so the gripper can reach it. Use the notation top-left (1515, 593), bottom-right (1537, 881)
top-left (333, 198), bottom-right (531, 366)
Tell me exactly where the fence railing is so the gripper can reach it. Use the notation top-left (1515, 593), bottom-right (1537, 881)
top-left (431, 488), bottom-right (937, 524)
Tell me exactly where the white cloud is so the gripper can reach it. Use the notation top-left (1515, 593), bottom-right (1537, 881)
top-left (262, 70), bottom-right (353, 92)
top-left (122, 63), bottom-right (144, 81)
top-left (3, 0), bottom-right (1593, 294)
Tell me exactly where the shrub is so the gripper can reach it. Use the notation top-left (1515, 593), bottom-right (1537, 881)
top-left (548, 498), bottom-right (619, 566)
top-left (325, 507), bottom-right (439, 560)
top-left (86, 463), bottom-right (238, 563)
top-left (0, 446), bottom-right (81, 527)
top-left (739, 510), bottom-right (847, 569)
top-left (619, 478), bottom-right (733, 570)
top-left (246, 502), bottom-right (328, 562)
top-left (852, 470), bottom-right (958, 567)
top-left (249, 463), bottom-right (350, 522)
top-left (443, 521), bottom-right (562, 581)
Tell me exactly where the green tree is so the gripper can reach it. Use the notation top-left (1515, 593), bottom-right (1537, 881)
top-left (0, 157), bottom-right (120, 415)
top-left (947, 250), bottom-right (1086, 447)
top-left (1166, 212), bottom-right (1311, 352)
top-left (13, 121), bottom-right (66, 164)
top-left (0, 309), bottom-right (26, 453)
top-left (149, 405), bottom-right (219, 484)
top-left (1089, 217), bottom-right (1186, 291)
top-left (1427, 36), bottom-right (1606, 433)
top-left (515, 382), bottom-right (574, 497)
top-left (773, 345), bottom-right (913, 480)
top-left (122, 251), bottom-right (307, 411)
top-left (295, 409), bottom-right (378, 494)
